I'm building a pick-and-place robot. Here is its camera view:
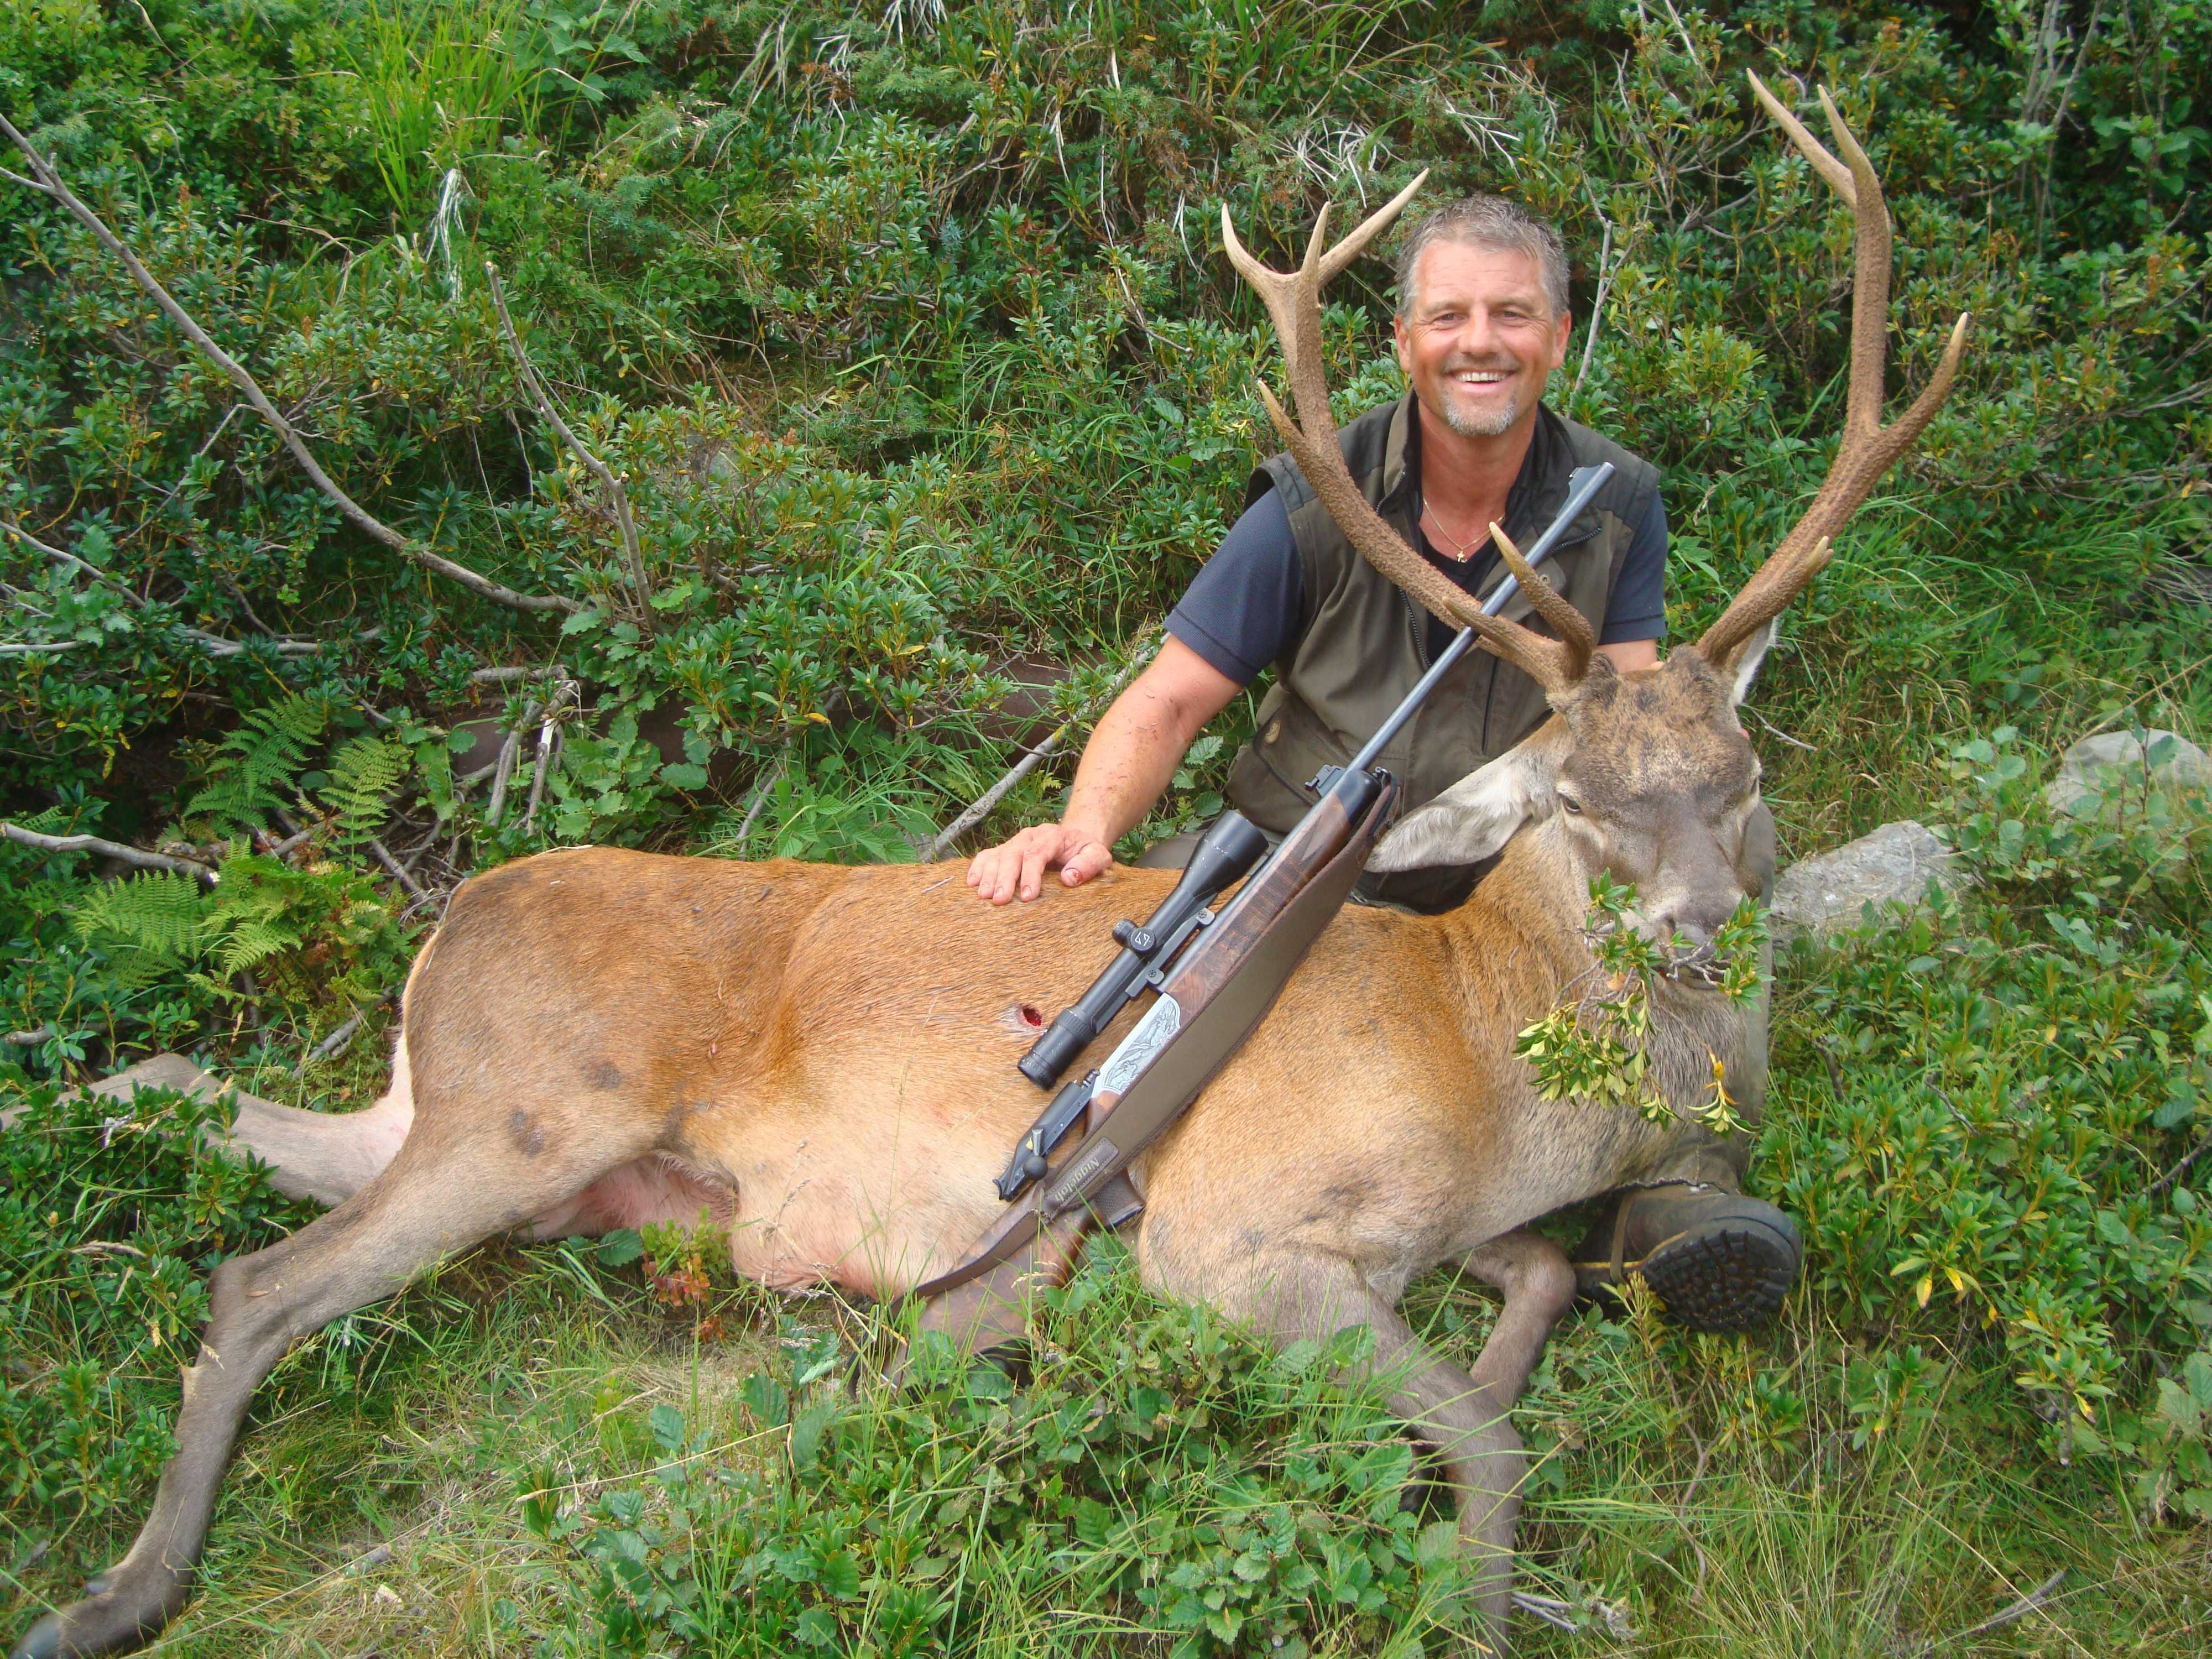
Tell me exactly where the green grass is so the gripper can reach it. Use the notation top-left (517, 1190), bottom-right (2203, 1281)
top-left (6, 0), bottom-right (2212, 1650)
top-left (57, 1250), bottom-right (2207, 1657)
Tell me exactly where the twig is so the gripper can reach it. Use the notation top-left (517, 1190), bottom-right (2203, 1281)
top-left (520, 709), bottom-right (565, 836)
top-left (733, 746), bottom-right (790, 846)
top-left (6, 511), bottom-right (321, 658)
top-left (1745, 703), bottom-right (1817, 751)
top-left (485, 262), bottom-right (651, 627)
top-left (5, 1025), bottom-right (56, 1045)
top-left (469, 664), bottom-right (556, 682)
top-left (367, 837), bottom-right (430, 904)
top-left (1511, 1592), bottom-right (1580, 1631)
top-left (293, 1008), bottom-right (365, 1077)
top-left (2, 821), bottom-right (218, 884)
top-left (922, 644), bottom-right (1155, 860)
top-left (485, 700), bottom-right (540, 828)
top-left (1569, 211), bottom-right (1615, 406)
top-left (258, 823), bottom-right (315, 860)
top-left (2150, 1127), bottom-right (2212, 1198)
top-left (922, 724), bottom-right (1072, 861)
top-left (0, 113), bottom-right (577, 617)
top-left (1911, 1568), bottom-right (2065, 1654)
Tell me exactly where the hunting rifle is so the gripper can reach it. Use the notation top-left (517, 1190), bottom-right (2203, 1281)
top-left (914, 461), bottom-right (1615, 1305)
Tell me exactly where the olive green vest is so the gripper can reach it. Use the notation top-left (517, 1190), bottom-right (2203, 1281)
top-left (1225, 395), bottom-right (1662, 910)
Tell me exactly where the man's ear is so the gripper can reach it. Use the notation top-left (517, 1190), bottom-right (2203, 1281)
top-left (1366, 739), bottom-right (1552, 873)
top-left (1724, 617), bottom-right (1780, 706)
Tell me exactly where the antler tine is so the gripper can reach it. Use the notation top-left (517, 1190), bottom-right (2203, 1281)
top-left (1317, 170), bottom-right (1431, 285)
top-left (1818, 86), bottom-right (1893, 441)
top-left (1700, 75), bottom-right (1973, 667)
top-left (1223, 180), bottom-right (1589, 697)
top-left (1490, 522), bottom-right (1594, 675)
top-left (1744, 72), bottom-right (1854, 202)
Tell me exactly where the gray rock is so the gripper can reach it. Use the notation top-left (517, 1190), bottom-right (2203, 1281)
top-left (2042, 728), bottom-right (2211, 819)
top-left (1770, 820), bottom-right (1962, 942)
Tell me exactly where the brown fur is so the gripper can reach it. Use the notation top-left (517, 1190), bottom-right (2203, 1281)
top-left (15, 652), bottom-right (1776, 1659)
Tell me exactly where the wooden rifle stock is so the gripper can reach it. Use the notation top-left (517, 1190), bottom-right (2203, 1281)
top-left (910, 770), bottom-right (1396, 1301)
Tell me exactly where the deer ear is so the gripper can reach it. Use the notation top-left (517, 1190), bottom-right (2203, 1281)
top-left (1723, 617), bottom-right (1780, 706)
top-left (1365, 743), bottom-right (1550, 873)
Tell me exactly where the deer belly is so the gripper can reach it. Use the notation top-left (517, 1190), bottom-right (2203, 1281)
top-left (525, 1154), bottom-right (736, 1241)
top-left (722, 1168), bottom-right (975, 1298)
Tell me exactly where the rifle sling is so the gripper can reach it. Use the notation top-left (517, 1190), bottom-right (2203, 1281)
top-left (909, 777), bottom-right (1397, 1305)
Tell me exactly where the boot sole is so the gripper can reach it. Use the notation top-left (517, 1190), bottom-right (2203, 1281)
top-left (1633, 1219), bottom-right (1799, 1332)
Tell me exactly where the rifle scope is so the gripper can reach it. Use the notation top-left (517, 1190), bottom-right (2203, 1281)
top-left (1017, 810), bottom-right (1270, 1089)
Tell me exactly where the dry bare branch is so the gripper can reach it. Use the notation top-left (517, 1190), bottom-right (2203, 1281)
top-left (923, 645), bottom-right (1155, 860)
top-left (2, 821), bottom-right (219, 884)
top-left (0, 112), bottom-right (579, 618)
top-left (485, 261), bottom-right (654, 628)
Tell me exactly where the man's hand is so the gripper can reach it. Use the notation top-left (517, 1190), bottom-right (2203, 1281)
top-left (967, 822), bottom-right (1114, 904)
top-left (963, 638), bottom-right (1241, 905)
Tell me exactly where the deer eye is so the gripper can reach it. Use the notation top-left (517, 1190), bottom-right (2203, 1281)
top-left (1557, 790), bottom-right (1584, 816)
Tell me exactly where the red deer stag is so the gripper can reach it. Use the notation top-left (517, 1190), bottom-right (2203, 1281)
top-left (14, 74), bottom-right (1965, 1659)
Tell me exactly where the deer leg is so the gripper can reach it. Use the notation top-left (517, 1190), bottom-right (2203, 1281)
top-left (12, 1097), bottom-right (654, 1659)
top-left (1191, 1234), bottom-right (1574, 1651)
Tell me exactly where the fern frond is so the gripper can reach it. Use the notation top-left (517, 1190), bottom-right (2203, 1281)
top-left (212, 920), bottom-right (293, 975)
top-left (186, 694), bottom-right (331, 833)
top-left (9, 805), bottom-right (74, 835)
top-left (321, 735), bottom-right (410, 845)
top-left (72, 871), bottom-right (212, 984)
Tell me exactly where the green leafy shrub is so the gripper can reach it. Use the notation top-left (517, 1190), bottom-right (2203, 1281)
top-left (1766, 726), bottom-right (2211, 1503)
top-left (532, 1244), bottom-right (1476, 1657)
top-left (0, 1080), bottom-right (314, 1551)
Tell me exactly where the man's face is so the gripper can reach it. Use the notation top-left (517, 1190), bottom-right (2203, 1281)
top-left (1392, 241), bottom-right (1571, 439)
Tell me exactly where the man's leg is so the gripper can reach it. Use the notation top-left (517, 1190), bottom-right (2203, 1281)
top-left (1130, 832), bottom-right (1208, 869)
top-left (1570, 802), bottom-right (1802, 1331)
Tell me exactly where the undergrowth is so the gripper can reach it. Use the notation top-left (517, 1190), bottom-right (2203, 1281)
top-left (5, 0), bottom-right (2212, 1651)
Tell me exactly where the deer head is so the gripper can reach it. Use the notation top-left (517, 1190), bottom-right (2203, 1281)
top-left (1224, 74), bottom-right (1969, 954)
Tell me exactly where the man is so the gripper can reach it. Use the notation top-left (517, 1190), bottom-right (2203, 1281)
top-left (967, 195), bottom-right (1801, 1332)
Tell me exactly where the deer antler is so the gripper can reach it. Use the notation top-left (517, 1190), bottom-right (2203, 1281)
top-left (1221, 179), bottom-right (1595, 696)
top-left (1698, 74), bottom-right (1972, 666)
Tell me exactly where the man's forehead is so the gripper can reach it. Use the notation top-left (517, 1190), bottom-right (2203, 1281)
top-left (1407, 241), bottom-right (1551, 312)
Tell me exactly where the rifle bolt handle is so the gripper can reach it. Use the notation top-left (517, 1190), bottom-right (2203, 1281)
top-left (1020, 1151), bottom-right (1047, 1182)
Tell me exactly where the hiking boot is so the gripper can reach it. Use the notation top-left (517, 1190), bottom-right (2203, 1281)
top-left (1571, 1182), bottom-right (1801, 1332)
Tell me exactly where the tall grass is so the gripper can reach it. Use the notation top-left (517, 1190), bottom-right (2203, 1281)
top-left (343, 0), bottom-right (545, 218)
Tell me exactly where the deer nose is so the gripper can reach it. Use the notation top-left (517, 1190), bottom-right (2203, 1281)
top-left (1651, 896), bottom-right (1741, 952)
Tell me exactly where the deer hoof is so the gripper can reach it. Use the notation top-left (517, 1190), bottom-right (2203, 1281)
top-left (11, 1573), bottom-right (178, 1659)
top-left (12, 1612), bottom-right (70, 1659)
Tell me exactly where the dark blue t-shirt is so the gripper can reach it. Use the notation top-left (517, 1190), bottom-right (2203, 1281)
top-left (1167, 462), bottom-right (1667, 685)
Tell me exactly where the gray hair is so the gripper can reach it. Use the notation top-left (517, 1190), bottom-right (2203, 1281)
top-left (1394, 195), bottom-right (1570, 321)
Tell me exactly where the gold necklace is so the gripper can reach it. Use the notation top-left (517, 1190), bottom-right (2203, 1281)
top-left (1421, 500), bottom-right (1491, 564)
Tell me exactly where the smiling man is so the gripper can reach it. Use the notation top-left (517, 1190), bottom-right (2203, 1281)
top-left (967, 194), bottom-right (1801, 1332)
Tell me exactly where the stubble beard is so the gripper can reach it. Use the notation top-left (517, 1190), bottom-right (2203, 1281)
top-left (1438, 385), bottom-right (1523, 437)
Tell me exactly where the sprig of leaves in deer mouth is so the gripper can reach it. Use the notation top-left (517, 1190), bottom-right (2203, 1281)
top-left (1513, 873), bottom-right (1766, 1133)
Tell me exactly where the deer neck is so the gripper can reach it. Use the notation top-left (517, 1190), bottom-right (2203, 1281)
top-left (1434, 817), bottom-right (1764, 1146)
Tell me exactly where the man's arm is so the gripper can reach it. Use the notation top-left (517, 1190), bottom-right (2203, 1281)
top-left (965, 637), bottom-right (1240, 904)
top-left (1594, 482), bottom-right (1667, 675)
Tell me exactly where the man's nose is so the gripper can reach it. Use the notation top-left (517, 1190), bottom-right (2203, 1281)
top-left (1458, 307), bottom-right (1502, 357)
